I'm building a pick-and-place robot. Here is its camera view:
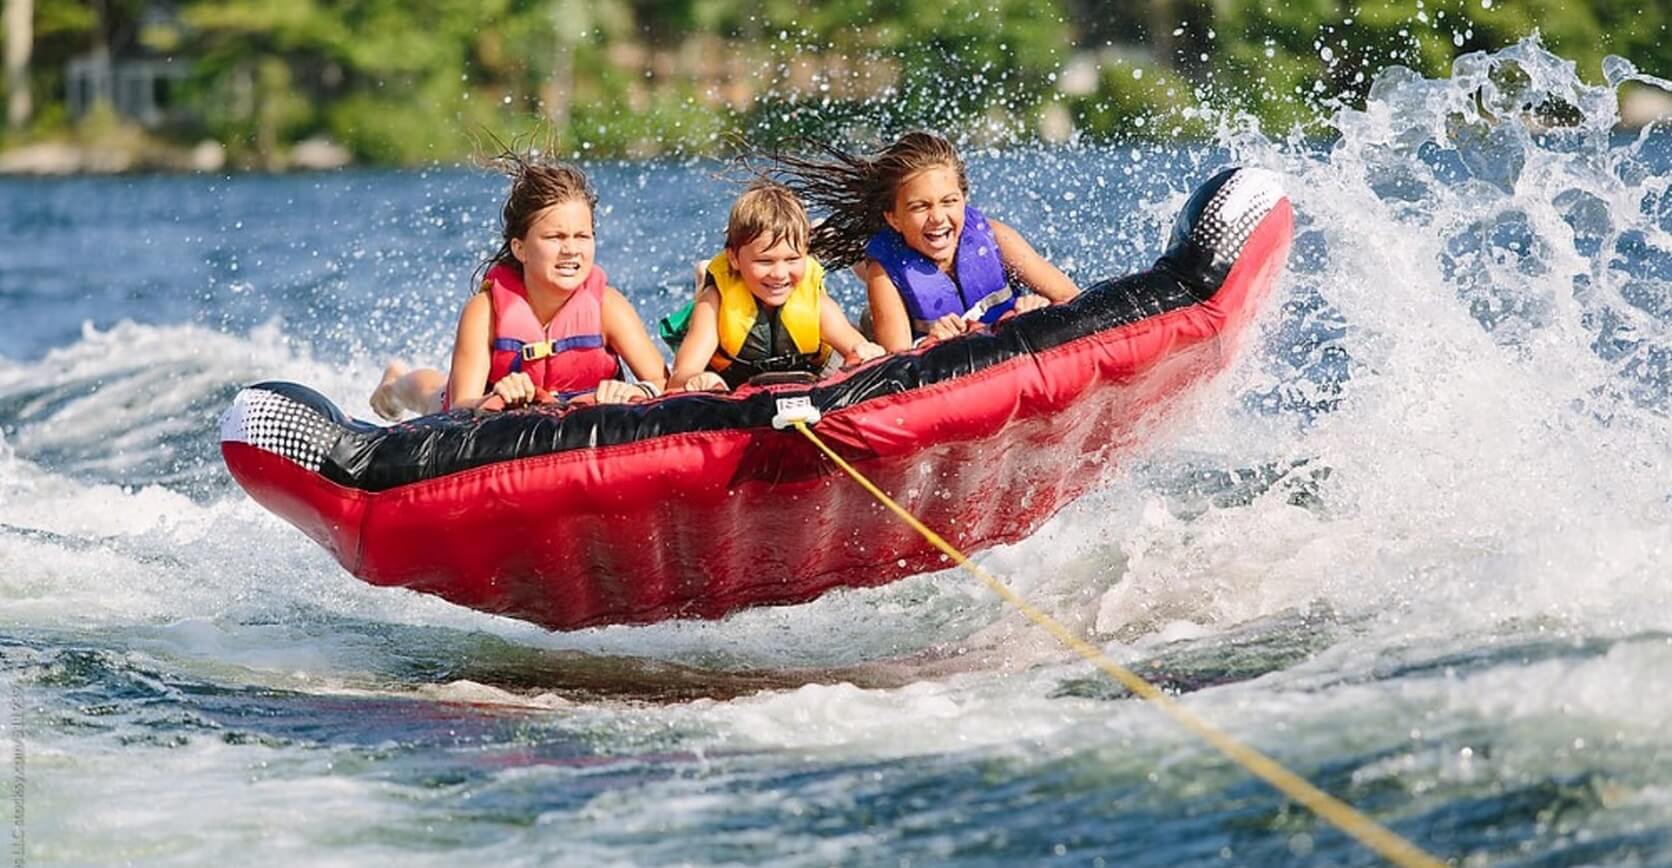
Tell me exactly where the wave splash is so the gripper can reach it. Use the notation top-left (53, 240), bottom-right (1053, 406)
top-left (1094, 36), bottom-right (1672, 640)
top-left (0, 39), bottom-right (1667, 677)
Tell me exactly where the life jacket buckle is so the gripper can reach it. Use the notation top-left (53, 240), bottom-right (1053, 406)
top-left (520, 341), bottom-right (554, 362)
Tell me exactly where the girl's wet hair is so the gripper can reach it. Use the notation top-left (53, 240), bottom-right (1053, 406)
top-left (482, 147), bottom-right (598, 278)
top-left (765, 131), bottom-right (968, 269)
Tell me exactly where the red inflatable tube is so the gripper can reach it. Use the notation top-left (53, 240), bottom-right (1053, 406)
top-left (221, 167), bottom-right (1293, 630)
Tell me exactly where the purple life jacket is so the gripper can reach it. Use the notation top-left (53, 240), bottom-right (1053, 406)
top-left (866, 205), bottom-right (1015, 338)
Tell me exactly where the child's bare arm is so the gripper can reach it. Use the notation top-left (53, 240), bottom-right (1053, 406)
top-left (818, 295), bottom-right (884, 363)
top-left (864, 260), bottom-right (915, 352)
top-left (990, 219), bottom-right (1079, 303)
top-left (667, 289), bottom-right (727, 391)
top-left (601, 287), bottom-right (669, 393)
top-left (444, 294), bottom-right (508, 410)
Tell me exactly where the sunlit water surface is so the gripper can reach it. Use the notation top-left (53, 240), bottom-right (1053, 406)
top-left (2, 40), bottom-right (1671, 866)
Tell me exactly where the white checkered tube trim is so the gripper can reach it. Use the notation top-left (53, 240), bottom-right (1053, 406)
top-left (219, 387), bottom-right (337, 472)
top-left (1192, 168), bottom-right (1284, 260)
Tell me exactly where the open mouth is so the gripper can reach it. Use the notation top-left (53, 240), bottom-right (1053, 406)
top-left (554, 262), bottom-right (583, 278)
top-left (923, 226), bottom-right (955, 247)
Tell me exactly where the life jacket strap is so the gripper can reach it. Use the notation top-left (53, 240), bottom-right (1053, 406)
top-left (910, 287), bottom-right (1017, 335)
top-left (492, 335), bottom-right (607, 372)
top-left (715, 348), bottom-right (823, 387)
top-left (738, 351), bottom-right (818, 374)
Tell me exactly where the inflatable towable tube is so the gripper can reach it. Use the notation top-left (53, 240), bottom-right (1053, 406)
top-left (220, 167), bottom-right (1294, 631)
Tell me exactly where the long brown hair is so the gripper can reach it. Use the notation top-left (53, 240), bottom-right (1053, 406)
top-left (765, 131), bottom-right (969, 269)
top-left (481, 147), bottom-right (598, 281)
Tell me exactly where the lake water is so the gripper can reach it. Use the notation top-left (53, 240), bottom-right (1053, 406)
top-left (3, 39), bottom-right (1671, 866)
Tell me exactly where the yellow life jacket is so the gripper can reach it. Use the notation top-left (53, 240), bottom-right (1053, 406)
top-left (706, 252), bottom-right (833, 374)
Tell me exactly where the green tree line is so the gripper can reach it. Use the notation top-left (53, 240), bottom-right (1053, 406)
top-left (1, 0), bottom-right (1665, 166)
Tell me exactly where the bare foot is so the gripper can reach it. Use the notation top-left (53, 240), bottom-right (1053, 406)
top-left (370, 361), bottom-right (410, 421)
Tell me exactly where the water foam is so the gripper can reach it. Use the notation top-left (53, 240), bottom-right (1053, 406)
top-left (2, 39), bottom-right (1667, 696)
top-left (1081, 37), bottom-right (1672, 649)
top-left (7, 38), bottom-right (1672, 868)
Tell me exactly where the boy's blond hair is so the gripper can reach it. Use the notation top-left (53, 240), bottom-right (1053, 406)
top-left (725, 180), bottom-right (809, 254)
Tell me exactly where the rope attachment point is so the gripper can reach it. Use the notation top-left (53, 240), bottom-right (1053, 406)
top-left (771, 395), bottom-right (822, 430)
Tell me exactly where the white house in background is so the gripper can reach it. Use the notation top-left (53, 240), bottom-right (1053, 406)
top-left (66, 52), bottom-right (188, 128)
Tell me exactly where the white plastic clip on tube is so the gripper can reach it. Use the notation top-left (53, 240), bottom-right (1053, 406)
top-left (771, 396), bottom-right (822, 429)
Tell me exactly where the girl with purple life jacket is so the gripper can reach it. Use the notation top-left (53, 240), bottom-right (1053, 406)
top-left (371, 154), bottom-right (667, 419)
top-left (771, 131), bottom-right (1080, 352)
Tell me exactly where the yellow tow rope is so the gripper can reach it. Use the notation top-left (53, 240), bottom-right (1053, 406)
top-left (789, 420), bottom-right (1442, 868)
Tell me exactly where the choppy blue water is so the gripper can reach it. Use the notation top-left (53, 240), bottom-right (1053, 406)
top-left (3, 39), bottom-right (1672, 865)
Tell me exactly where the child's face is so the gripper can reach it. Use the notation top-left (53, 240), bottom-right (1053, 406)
top-left (884, 165), bottom-right (966, 267)
top-left (512, 198), bottom-right (596, 293)
top-left (726, 234), bottom-right (806, 308)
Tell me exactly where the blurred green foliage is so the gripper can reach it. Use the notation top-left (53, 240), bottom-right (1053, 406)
top-left (1, 0), bottom-right (1666, 163)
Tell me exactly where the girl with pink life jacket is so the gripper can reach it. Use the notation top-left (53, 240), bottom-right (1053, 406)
top-left (371, 154), bottom-right (667, 419)
top-left (770, 131), bottom-right (1080, 352)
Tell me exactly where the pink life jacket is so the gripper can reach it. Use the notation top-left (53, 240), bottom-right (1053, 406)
top-left (481, 262), bottom-right (621, 396)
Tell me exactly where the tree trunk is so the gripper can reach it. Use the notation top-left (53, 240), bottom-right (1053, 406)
top-left (544, 0), bottom-right (587, 134)
top-left (4, 0), bottom-right (31, 128)
top-left (1146, 0), bottom-right (1175, 70)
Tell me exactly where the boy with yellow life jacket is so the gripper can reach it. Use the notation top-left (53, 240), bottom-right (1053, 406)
top-left (666, 181), bottom-right (883, 392)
